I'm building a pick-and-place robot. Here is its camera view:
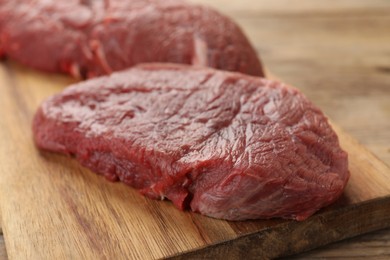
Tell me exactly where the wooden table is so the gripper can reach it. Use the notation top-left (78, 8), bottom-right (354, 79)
top-left (0, 0), bottom-right (389, 258)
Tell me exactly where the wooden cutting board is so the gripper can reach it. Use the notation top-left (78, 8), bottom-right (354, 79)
top-left (0, 61), bottom-right (390, 259)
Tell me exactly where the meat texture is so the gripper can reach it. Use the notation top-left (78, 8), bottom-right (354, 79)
top-left (0, 0), bottom-right (263, 78)
top-left (33, 63), bottom-right (349, 221)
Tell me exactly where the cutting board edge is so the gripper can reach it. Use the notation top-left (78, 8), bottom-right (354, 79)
top-left (168, 195), bottom-right (390, 259)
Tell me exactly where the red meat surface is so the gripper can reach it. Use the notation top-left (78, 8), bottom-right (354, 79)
top-left (33, 63), bottom-right (349, 221)
top-left (0, 0), bottom-right (263, 78)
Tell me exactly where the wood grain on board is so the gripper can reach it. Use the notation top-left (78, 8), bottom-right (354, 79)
top-left (0, 0), bottom-right (389, 258)
top-left (0, 236), bottom-right (6, 260)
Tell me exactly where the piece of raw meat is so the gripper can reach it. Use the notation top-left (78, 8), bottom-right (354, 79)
top-left (33, 63), bottom-right (349, 221)
top-left (0, 0), bottom-right (263, 78)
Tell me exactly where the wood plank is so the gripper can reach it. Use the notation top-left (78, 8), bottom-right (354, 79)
top-left (0, 168), bottom-right (5, 260)
top-left (0, 236), bottom-right (6, 260)
top-left (190, 0), bottom-right (390, 16)
top-left (0, 61), bottom-right (390, 259)
top-left (287, 228), bottom-right (390, 259)
top-left (171, 198), bottom-right (390, 259)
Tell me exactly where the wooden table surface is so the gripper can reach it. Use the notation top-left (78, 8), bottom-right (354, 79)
top-left (0, 0), bottom-right (389, 259)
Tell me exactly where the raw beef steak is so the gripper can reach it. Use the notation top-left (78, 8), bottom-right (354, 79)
top-left (33, 63), bottom-right (349, 221)
top-left (0, 0), bottom-right (263, 78)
